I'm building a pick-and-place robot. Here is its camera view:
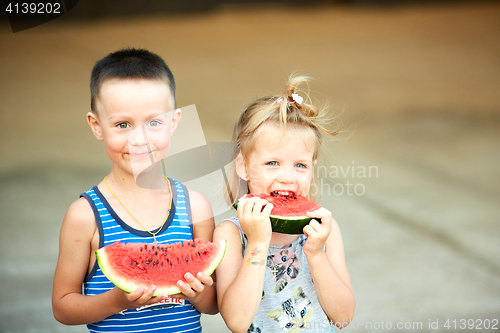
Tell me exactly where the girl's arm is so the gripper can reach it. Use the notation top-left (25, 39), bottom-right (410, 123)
top-left (177, 189), bottom-right (217, 315)
top-left (214, 198), bottom-right (273, 333)
top-left (303, 209), bottom-right (356, 328)
top-left (52, 198), bottom-right (160, 325)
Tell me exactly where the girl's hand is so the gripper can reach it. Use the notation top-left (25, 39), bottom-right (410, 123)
top-left (303, 208), bottom-right (333, 258)
top-left (174, 272), bottom-right (214, 304)
top-left (237, 196), bottom-right (273, 244)
top-left (111, 285), bottom-right (161, 311)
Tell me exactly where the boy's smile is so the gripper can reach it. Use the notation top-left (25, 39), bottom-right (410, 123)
top-left (87, 78), bottom-right (180, 178)
top-left (240, 123), bottom-right (316, 198)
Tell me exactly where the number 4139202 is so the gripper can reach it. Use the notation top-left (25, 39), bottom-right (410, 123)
top-left (444, 319), bottom-right (498, 330)
top-left (5, 2), bottom-right (62, 14)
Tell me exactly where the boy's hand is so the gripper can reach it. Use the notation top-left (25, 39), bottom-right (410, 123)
top-left (303, 208), bottom-right (333, 258)
top-left (173, 272), bottom-right (214, 304)
top-left (237, 196), bottom-right (273, 244)
top-left (112, 285), bottom-right (161, 311)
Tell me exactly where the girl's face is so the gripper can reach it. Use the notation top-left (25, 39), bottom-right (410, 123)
top-left (241, 123), bottom-right (316, 198)
top-left (88, 78), bottom-right (180, 178)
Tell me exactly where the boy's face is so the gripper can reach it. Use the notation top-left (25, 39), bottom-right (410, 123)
top-left (87, 78), bottom-right (179, 178)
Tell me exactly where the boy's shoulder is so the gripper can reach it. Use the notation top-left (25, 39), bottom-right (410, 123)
top-left (63, 196), bottom-right (97, 231)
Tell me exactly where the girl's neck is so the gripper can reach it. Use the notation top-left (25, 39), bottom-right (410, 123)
top-left (270, 232), bottom-right (300, 245)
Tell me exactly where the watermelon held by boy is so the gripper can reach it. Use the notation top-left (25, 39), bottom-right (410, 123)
top-left (234, 191), bottom-right (322, 234)
top-left (95, 239), bottom-right (226, 297)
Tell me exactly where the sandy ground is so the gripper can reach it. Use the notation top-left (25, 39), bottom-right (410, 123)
top-left (1, 1), bottom-right (499, 332)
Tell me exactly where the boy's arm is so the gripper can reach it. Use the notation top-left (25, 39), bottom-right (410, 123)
top-left (179, 189), bottom-right (218, 315)
top-left (52, 198), bottom-right (159, 325)
top-left (303, 209), bottom-right (356, 328)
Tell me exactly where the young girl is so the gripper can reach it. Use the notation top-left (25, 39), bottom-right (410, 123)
top-left (214, 75), bottom-right (355, 332)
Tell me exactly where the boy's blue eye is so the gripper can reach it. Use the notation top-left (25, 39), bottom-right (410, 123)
top-left (148, 120), bottom-right (161, 127)
top-left (268, 161), bottom-right (278, 166)
top-left (295, 163), bottom-right (307, 169)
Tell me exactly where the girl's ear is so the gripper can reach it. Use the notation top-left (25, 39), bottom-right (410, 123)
top-left (169, 109), bottom-right (182, 135)
top-left (234, 152), bottom-right (248, 181)
top-left (87, 112), bottom-right (103, 141)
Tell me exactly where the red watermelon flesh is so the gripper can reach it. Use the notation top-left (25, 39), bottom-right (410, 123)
top-left (236, 192), bottom-right (322, 234)
top-left (95, 239), bottom-right (226, 296)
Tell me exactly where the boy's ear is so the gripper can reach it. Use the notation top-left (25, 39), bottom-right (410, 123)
top-left (169, 109), bottom-right (182, 135)
top-left (234, 152), bottom-right (248, 181)
top-left (87, 112), bottom-right (103, 141)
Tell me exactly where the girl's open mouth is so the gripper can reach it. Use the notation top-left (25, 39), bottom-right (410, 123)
top-left (270, 190), bottom-right (296, 198)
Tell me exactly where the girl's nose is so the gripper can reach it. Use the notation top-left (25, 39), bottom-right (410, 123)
top-left (277, 166), bottom-right (295, 184)
top-left (128, 125), bottom-right (150, 146)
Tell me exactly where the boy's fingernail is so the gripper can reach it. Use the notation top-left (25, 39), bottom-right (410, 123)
top-left (151, 285), bottom-right (157, 291)
top-left (184, 273), bottom-right (192, 279)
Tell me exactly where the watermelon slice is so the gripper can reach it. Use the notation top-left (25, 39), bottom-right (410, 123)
top-left (235, 191), bottom-right (322, 234)
top-left (95, 239), bottom-right (226, 296)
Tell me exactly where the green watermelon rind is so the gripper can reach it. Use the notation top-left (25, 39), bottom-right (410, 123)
top-left (269, 215), bottom-right (313, 235)
top-left (95, 240), bottom-right (227, 297)
top-left (233, 195), bottom-right (319, 235)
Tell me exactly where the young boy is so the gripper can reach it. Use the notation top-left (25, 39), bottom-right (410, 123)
top-left (52, 48), bottom-right (217, 332)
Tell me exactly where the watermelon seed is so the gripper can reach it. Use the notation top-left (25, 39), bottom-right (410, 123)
top-left (198, 251), bottom-right (201, 256)
top-left (164, 252), bottom-right (167, 257)
top-left (155, 251), bottom-right (158, 256)
top-left (185, 257), bottom-right (189, 262)
top-left (140, 247), bottom-right (143, 252)
top-left (144, 244), bottom-right (147, 250)
top-left (191, 243), bottom-right (196, 247)
top-left (152, 245), bottom-right (155, 250)
top-left (148, 250), bottom-right (151, 254)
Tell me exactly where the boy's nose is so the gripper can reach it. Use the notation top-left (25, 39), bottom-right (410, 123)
top-left (128, 125), bottom-right (150, 146)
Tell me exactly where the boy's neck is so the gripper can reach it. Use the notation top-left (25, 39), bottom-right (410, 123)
top-left (107, 165), bottom-right (168, 192)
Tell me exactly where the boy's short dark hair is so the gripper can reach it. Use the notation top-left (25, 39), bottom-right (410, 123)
top-left (90, 48), bottom-right (176, 112)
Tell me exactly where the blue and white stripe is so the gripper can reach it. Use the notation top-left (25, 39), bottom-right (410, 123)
top-left (81, 179), bottom-right (200, 333)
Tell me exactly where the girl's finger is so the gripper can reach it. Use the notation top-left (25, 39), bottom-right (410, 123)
top-left (261, 202), bottom-right (274, 216)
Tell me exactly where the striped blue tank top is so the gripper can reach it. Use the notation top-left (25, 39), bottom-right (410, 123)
top-left (80, 179), bottom-right (201, 333)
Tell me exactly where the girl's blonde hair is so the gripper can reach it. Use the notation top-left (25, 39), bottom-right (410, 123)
top-left (226, 74), bottom-right (338, 204)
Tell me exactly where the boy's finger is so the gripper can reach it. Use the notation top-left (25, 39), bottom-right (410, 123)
top-left (137, 285), bottom-right (157, 304)
top-left (126, 287), bottom-right (145, 302)
top-left (177, 280), bottom-right (196, 298)
top-left (184, 273), bottom-right (204, 292)
top-left (196, 272), bottom-right (214, 286)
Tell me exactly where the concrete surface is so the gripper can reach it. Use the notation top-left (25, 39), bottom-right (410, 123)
top-left (1, 2), bottom-right (499, 332)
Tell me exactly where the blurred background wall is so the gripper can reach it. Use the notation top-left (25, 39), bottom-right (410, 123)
top-left (1, 0), bottom-right (499, 332)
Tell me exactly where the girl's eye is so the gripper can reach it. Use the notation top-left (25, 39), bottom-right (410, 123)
top-left (116, 122), bottom-right (129, 129)
top-left (295, 163), bottom-right (308, 169)
top-left (267, 161), bottom-right (278, 166)
top-left (148, 120), bottom-right (161, 127)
